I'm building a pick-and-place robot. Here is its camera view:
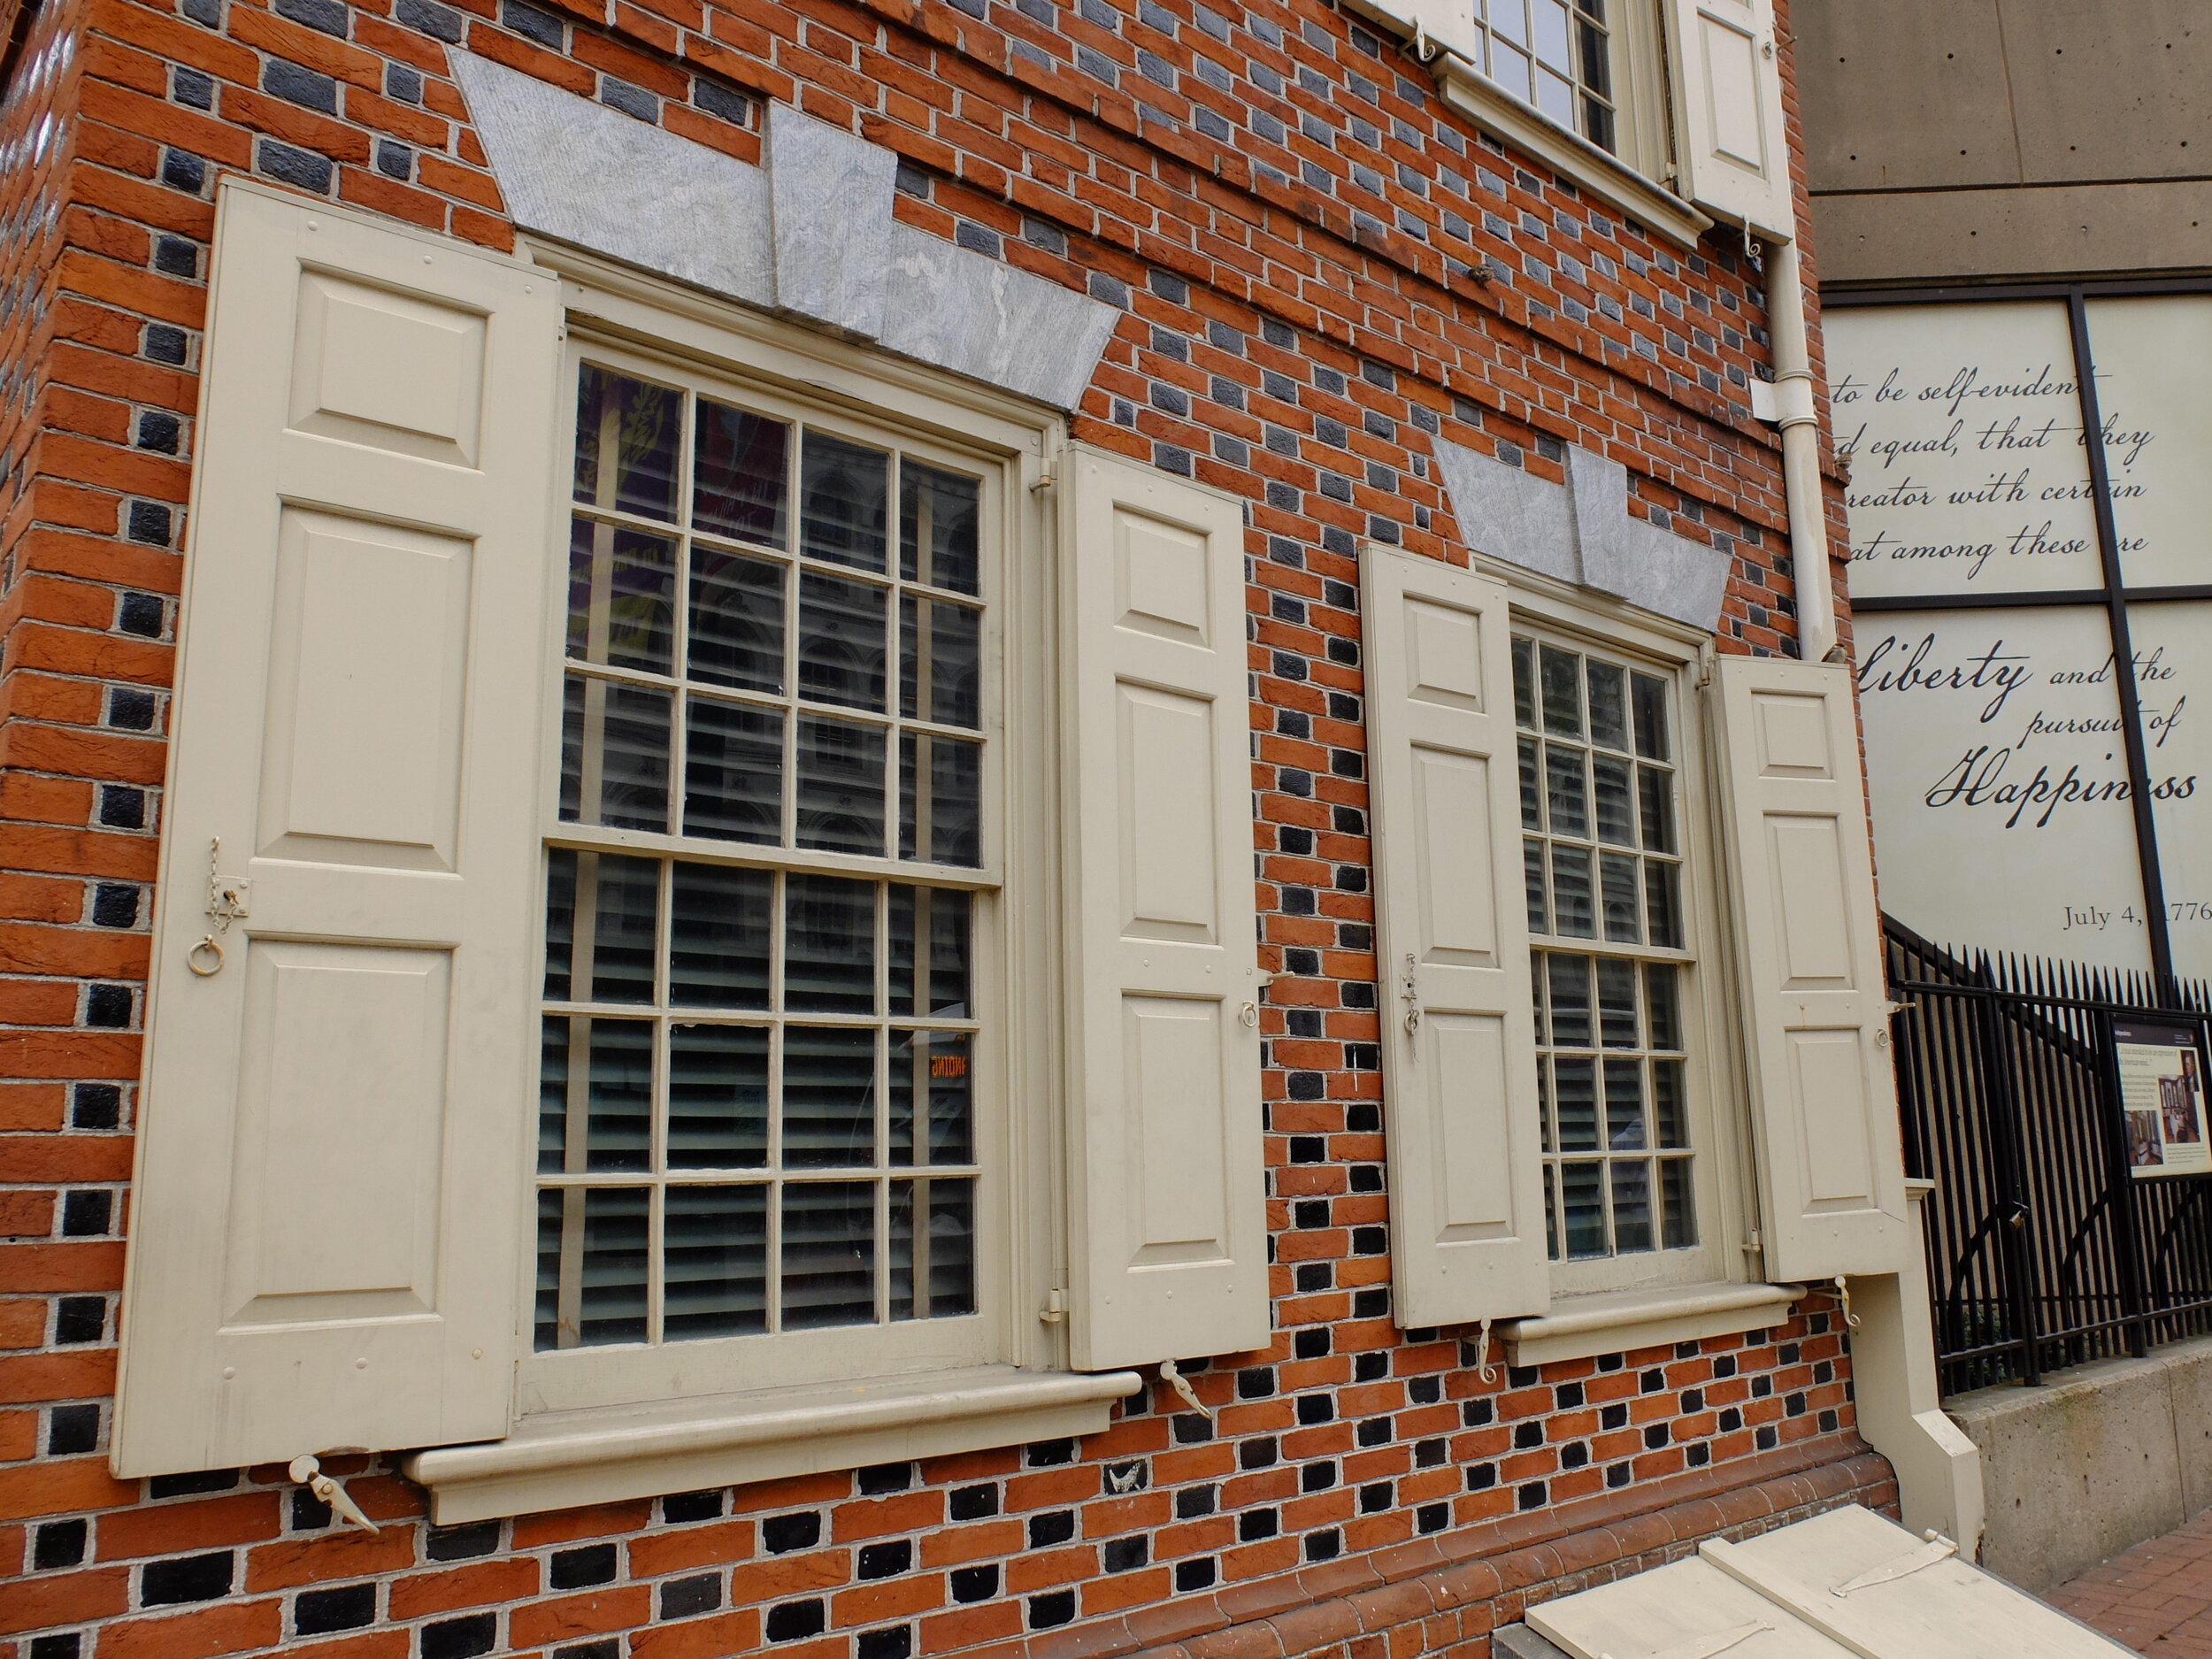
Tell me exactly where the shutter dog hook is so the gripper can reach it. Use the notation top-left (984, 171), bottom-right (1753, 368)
top-left (1159, 1358), bottom-right (1213, 1422)
top-left (1470, 1317), bottom-right (1498, 1385)
top-left (288, 1455), bottom-right (380, 1533)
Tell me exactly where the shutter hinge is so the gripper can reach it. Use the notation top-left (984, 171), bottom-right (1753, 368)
top-left (1039, 1288), bottom-right (1066, 1324)
top-left (1740, 1226), bottom-right (1762, 1261)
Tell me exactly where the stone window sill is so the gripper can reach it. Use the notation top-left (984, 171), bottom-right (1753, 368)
top-left (402, 1365), bottom-right (1142, 1524)
top-left (1430, 62), bottom-right (1711, 252)
top-left (1501, 1281), bottom-right (1806, 1367)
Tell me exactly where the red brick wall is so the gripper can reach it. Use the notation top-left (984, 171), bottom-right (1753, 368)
top-left (0, 0), bottom-right (1878, 1652)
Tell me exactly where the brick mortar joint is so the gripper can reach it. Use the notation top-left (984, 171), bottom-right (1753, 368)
top-left (940, 1435), bottom-right (1885, 1659)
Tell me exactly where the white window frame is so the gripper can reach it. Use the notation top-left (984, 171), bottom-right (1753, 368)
top-left (1484, 565), bottom-right (1784, 1347)
top-left (513, 250), bottom-right (1071, 1407)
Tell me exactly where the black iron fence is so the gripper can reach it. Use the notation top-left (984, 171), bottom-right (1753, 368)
top-left (1885, 918), bottom-right (2212, 1395)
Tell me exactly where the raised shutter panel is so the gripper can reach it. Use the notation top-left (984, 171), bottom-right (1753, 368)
top-left (1663, 0), bottom-right (1795, 241)
top-left (1062, 445), bottom-right (1269, 1372)
top-left (1711, 657), bottom-right (1909, 1281)
top-left (112, 181), bottom-right (561, 1476)
top-left (1362, 548), bottom-right (1549, 1328)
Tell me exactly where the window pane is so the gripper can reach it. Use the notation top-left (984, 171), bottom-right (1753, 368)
top-left (1535, 66), bottom-right (1574, 126)
top-left (670, 861), bottom-right (772, 1008)
top-left (900, 462), bottom-right (980, 595)
top-left (798, 572), bottom-right (887, 711)
top-left (1547, 953), bottom-right (1592, 1046)
top-left (1610, 1159), bottom-right (1652, 1252)
top-left (692, 398), bottom-right (788, 548)
top-left (891, 1178), bottom-right (977, 1320)
top-left (1645, 964), bottom-right (1681, 1050)
top-left (1512, 636), bottom-right (1537, 727)
top-left (684, 698), bottom-right (783, 846)
top-left (782, 1181), bottom-right (876, 1327)
top-left (1596, 956), bottom-right (1638, 1048)
top-left (664, 1184), bottom-right (768, 1339)
top-left (534, 1185), bottom-right (650, 1348)
top-left (1540, 643), bottom-right (1581, 736)
top-left (574, 365), bottom-right (678, 521)
top-left (1491, 0), bottom-right (1526, 44)
top-left (1654, 1056), bottom-right (1688, 1148)
top-left (889, 886), bottom-right (972, 1018)
top-left (889, 1029), bottom-right (972, 1164)
top-left (785, 873), bottom-right (876, 1013)
top-left (687, 548), bottom-right (783, 693)
top-left (1582, 93), bottom-right (1616, 153)
top-left (1518, 736), bottom-right (1543, 828)
top-left (1494, 39), bottom-right (1532, 96)
top-left (1550, 843), bottom-right (1594, 937)
top-left (901, 596), bottom-right (982, 728)
top-left (799, 432), bottom-right (889, 573)
top-left (1645, 860), bottom-right (1682, 949)
top-left (568, 519), bottom-right (676, 674)
top-left (1560, 1161), bottom-right (1605, 1257)
top-left (581, 852), bottom-right (658, 1004)
top-left (1578, 12), bottom-right (1612, 94)
top-left (1593, 755), bottom-right (1634, 844)
top-left (669, 1023), bottom-right (769, 1166)
top-left (901, 733), bottom-right (982, 867)
top-left (782, 1026), bottom-right (877, 1167)
top-left (1524, 839), bottom-right (1548, 933)
top-left (795, 715), bottom-right (886, 855)
top-left (561, 676), bottom-right (671, 832)
top-left (1604, 1056), bottom-right (1645, 1149)
top-left (1544, 743), bottom-right (1588, 836)
top-left (1662, 1159), bottom-right (1696, 1248)
top-left (545, 849), bottom-right (578, 1002)
top-left (1638, 764), bottom-right (1676, 853)
top-left (1632, 672), bottom-right (1670, 759)
top-left (1532, 0), bottom-right (1571, 69)
top-left (1601, 851), bottom-right (1641, 943)
top-left (1555, 1055), bottom-right (1597, 1149)
top-left (540, 1016), bottom-right (653, 1171)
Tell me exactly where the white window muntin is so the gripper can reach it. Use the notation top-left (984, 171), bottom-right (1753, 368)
top-left (1470, 0), bottom-right (1622, 153)
top-left (526, 334), bottom-right (1015, 1410)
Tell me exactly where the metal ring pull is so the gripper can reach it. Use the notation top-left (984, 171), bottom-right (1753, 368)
top-left (1238, 1000), bottom-right (1258, 1029)
top-left (187, 936), bottom-right (225, 977)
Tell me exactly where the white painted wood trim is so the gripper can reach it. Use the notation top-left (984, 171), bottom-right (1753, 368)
top-left (1501, 1280), bottom-right (1803, 1365)
top-left (405, 1366), bottom-right (1141, 1522)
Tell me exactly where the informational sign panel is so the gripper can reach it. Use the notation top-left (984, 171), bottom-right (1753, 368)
top-left (2111, 1021), bottom-right (2209, 1179)
top-left (1828, 302), bottom-right (2211, 979)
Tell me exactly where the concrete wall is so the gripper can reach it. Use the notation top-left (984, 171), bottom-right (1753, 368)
top-left (1796, 0), bottom-right (2212, 284)
top-left (1947, 1335), bottom-right (2212, 1592)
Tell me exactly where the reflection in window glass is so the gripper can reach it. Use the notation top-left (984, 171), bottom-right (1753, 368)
top-left (541, 357), bottom-right (990, 1350)
top-left (1517, 632), bottom-right (1694, 1260)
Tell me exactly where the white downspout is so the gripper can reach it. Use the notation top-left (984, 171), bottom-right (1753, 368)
top-left (1755, 236), bottom-right (1837, 663)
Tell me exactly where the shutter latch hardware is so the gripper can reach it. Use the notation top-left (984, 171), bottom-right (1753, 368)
top-left (288, 1455), bottom-right (380, 1533)
top-left (1400, 954), bottom-right (1422, 1038)
top-left (1828, 1531), bottom-right (1955, 1597)
top-left (187, 838), bottom-right (250, 977)
top-left (1039, 1288), bottom-right (1066, 1324)
top-left (1159, 1357), bottom-right (1213, 1421)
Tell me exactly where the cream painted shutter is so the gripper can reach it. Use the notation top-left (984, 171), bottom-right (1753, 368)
top-left (1062, 446), bottom-right (1270, 1372)
top-left (112, 180), bottom-right (560, 1476)
top-left (1663, 0), bottom-right (1795, 241)
top-left (1334, 0), bottom-right (1482, 71)
top-left (1711, 657), bottom-right (1909, 1281)
top-left (1361, 548), bottom-right (1548, 1329)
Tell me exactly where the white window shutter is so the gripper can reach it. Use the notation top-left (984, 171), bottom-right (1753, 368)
top-left (1337, 0), bottom-right (1482, 73)
top-left (1361, 548), bottom-right (1549, 1329)
top-left (1710, 657), bottom-right (1910, 1282)
top-left (1061, 446), bottom-right (1270, 1372)
top-left (1663, 0), bottom-right (1796, 241)
top-left (112, 181), bottom-right (562, 1477)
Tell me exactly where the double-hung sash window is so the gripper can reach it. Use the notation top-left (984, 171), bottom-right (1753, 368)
top-left (1468, 0), bottom-right (1621, 152)
top-left (534, 345), bottom-right (1001, 1399)
top-left (1513, 632), bottom-right (1697, 1264)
